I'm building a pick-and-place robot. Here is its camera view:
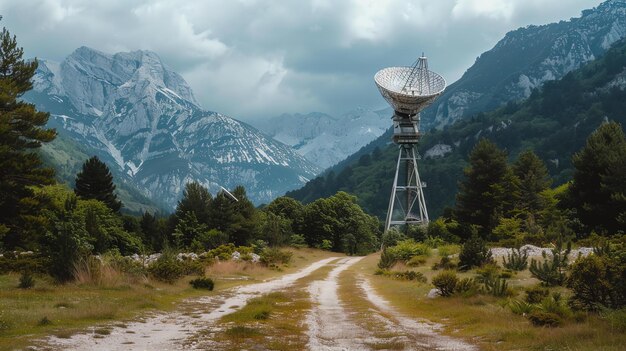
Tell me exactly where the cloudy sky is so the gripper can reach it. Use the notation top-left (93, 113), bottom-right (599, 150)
top-left (0, 0), bottom-right (603, 121)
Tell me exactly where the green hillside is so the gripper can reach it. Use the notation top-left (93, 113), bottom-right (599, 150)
top-left (288, 38), bottom-right (626, 219)
top-left (39, 132), bottom-right (164, 214)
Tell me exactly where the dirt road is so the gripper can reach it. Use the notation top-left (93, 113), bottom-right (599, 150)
top-left (41, 256), bottom-right (474, 351)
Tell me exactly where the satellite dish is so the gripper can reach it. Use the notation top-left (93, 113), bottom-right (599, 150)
top-left (374, 55), bottom-right (446, 116)
top-left (219, 186), bottom-right (239, 202)
top-left (375, 53), bottom-right (446, 234)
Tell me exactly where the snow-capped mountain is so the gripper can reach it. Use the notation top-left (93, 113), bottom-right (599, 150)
top-left (26, 47), bottom-right (320, 208)
top-left (253, 109), bottom-right (390, 169)
top-left (422, 0), bottom-right (626, 129)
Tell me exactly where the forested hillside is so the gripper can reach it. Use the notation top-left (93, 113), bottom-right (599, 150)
top-left (288, 38), bottom-right (626, 219)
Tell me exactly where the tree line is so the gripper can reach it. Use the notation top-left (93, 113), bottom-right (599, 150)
top-left (0, 22), bottom-right (380, 282)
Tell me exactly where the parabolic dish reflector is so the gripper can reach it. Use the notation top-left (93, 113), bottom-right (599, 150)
top-left (375, 66), bottom-right (446, 115)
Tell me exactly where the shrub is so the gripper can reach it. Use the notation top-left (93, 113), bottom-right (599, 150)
top-left (527, 311), bottom-right (562, 327)
top-left (189, 277), bottom-right (214, 290)
top-left (0, 253), bottom-right (48, 274)
top-left (378, 249), bottom-right (396, 269)
top-left (455, 277), bottom-right (480, 296)
top-left (386, 239), bottom-right (431, 261)
top-left (529, 236), bottom-right (571, 286)
top-left (538, 293), bottom-right (571, 319)
top-left (289, 234), bottom-right (307, 248)
top-left (424, 236), bottom-right (446, 248)
top-left (406, 255), bottom-right (427, 267)
top-left (432, 256), bottom-right (457, 270)
top-left (509, 300), bottom-right (535, 315)
top-left (458, 235), bottom-right (492, 270)
top-left (476, 264), bottom-right (510, 297)
top-left (391, 270), bottom-right (427, 283)
top-left (320, 239), bottom-right (332, 251)
top-left (432, 271), bottom-right (458, 297)
top-left (260, 248), bottom-right (292, 267)
top-left (437, 244), bottom-right (461, 258)
top-left (568, 254), bottom-right (626, 310)
top-left (37, 317), bottom-right (52, 326)
top-left (18, 271), bottom-right (35, 289)
top-left (208, 244), bottom-right (237, 261)
top-left (148, 252), bottom-right (184, 283)
top-left (483, 277), bottom-right (510, 297)
top-left (502, 247), bottom-right (528, 271)
top-left (253, 310), bottom-right (271, 320)
top-left (525, 286), bottom-right (549, 304)
top-left (250, 239), bottom-right (268, 254)
top-left (380, 228), bottom-right (407, 249)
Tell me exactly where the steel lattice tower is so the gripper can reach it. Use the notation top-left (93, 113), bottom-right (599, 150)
top-left (374, 55), bottom-right (446, 232)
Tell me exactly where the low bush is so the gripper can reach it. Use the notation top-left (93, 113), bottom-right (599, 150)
top-left (37, 317), bottom-right (52, 326)
top-left (525, 286), bottom-right (549, 304)
top-left (406, 255), bottom-right (427, 267)
top-left (529, 237), bottom-right (571, 287)
top-left (18, 271), bottom-right (35, 289)
top-left (454, 277), bottom-right (480, 296)
top-left (508, 300), bottom-right (535, 315)
top-left (458, 235), bottom-right (492, 270)
top-left (527, 311), bottom-right (562, 327)
top-left (148, 255), bottom-right (183, 283)
top-left (189, 277), bottom-right (214, 290)
top-left (0, 253), bottom-right (49, 274)
top-left (437, 244), bottom-right (461, 258)
top-left (568, 254), bottom-right (626, 310)
top-left (207, 244), bottom-right (237, 261)
top-left (424, 236), bottom-right (446, 248)
top-left (378, 249), bottom-right (396, 270)
top-left (381, 228), bottom-right (408, 249)
top-left (432, 256), bottom-right (457, 270)
top-left (476, 264), bottom-right (511, 297)
top-left (538, 293), bottom-right (572, 319)
top-left (389, 270), bottom-right (427, 283)
top-left (260, 248), bottom-right (292, 267)
top-left (386, 239), bottom-right (431, 261)
top-left (289, 234), bottom-right (307, 248)
top-left (502, 247), bottom-right (528, 271)
top-left (432, 271), bottom-right (458, 297)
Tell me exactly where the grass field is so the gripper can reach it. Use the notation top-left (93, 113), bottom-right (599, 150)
top-left (357, 251), bottom-right (626, 351)
top-left (0, 247), bottom-right (340, 350)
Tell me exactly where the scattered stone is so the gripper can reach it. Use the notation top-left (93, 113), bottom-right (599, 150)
top-left (427, 288), bottom-right (440, 299)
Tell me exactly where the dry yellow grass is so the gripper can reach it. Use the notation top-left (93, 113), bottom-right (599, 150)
top-left (0, 247), bottom-right (341, 350)
top-left (195, 257), bottom-right (342, 350)
top-left (357, 252), bottom-right (626, 351)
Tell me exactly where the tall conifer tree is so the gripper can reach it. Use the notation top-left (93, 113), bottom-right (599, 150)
top-left (454, 139), bottom-right (516, 238)
top-left (570, 122), bottom-right (626, 234)
top-left (74, 156), bottom-right (122, 212)
top-left (0, 21), bottom-right (56, 249)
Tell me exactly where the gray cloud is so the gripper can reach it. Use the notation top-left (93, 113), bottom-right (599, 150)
top-left (0, 0), bottom-right (603, 120)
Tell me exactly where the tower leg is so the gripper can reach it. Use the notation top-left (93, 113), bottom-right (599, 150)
top-left (384, 144), bottom-right (429, 239)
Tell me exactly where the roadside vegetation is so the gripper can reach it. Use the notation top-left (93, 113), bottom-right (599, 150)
top-left (371, 124), bottom-right (626, 349)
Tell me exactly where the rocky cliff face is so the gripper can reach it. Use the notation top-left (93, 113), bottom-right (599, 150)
top-left (253, 108), bottom-right (391, 169)
top-left (422, 0), bottom-right (626, 129)
top-left (27, 47), bottom-right (320, 208)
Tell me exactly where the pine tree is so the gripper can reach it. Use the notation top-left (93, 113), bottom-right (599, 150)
top-left (175, 182), bottom-right (212, 225)
top-left (0, 22), bottom-right (56, 249)
top-left (513, 150), bottom-right (551, 214)
top-left (74, 156), bottom-right (122, 212)
top-left (454, 139), bottom-right (516, 238)
top-left (570, 122), bottom-right (626, 234)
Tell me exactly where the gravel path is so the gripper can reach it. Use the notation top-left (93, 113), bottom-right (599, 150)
top-left (305, 257), bottom-right (375, 351)
top-left (44, 257), bottom-right (340, 351)
top-left (40, 255), bottom-right (476, 351)
top-left (358, 276), bottom-right (477, 351)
